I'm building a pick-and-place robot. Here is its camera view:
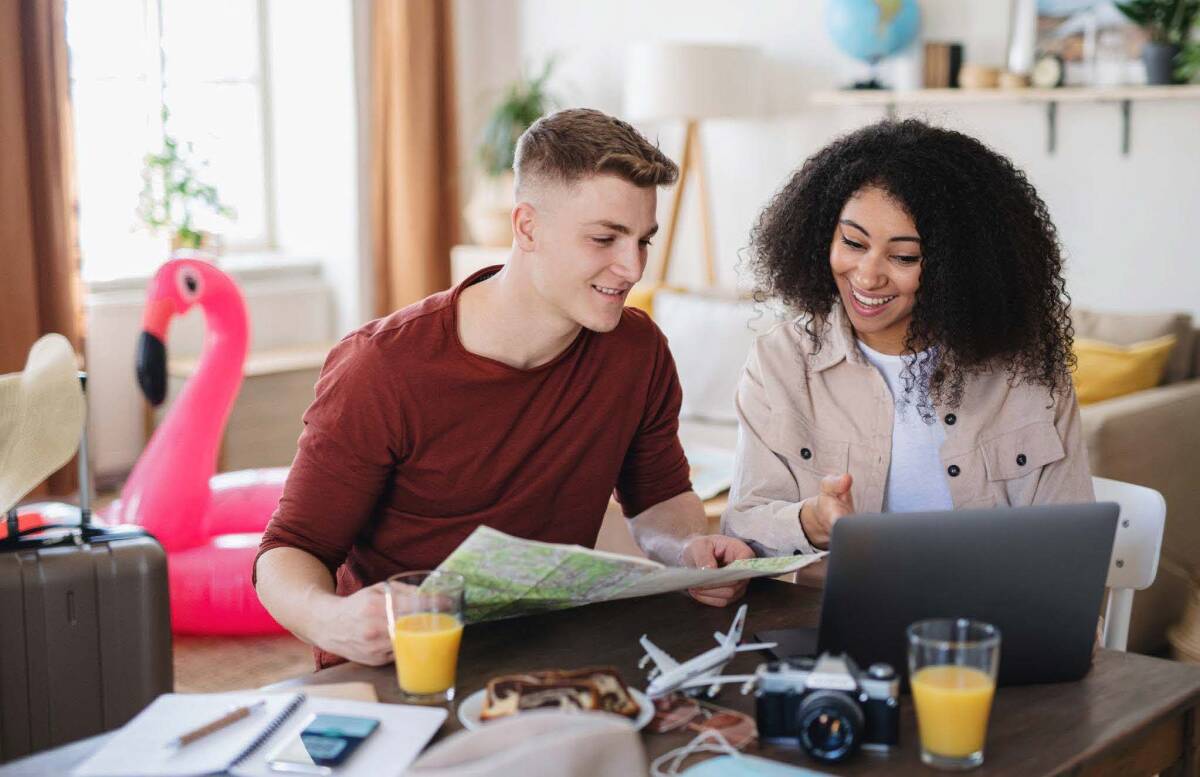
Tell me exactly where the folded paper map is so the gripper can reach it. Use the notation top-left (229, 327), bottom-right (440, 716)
top-left (437, 526), bottom-right (826, 622)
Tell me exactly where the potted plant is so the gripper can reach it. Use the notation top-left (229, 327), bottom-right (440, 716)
top-left (1179, 38), bottom-right (1200, 80)
top-left (138, 111), bottom-right (235, 253)
top-left (1116, 0), bottom-right (1199, 84)
top-left (465, 61), bottom-right (557, 247)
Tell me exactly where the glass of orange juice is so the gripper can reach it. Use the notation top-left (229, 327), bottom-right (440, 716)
top-left (385, 571), bottom-right (465, 704)
top-left (907, 619), bottom-right (1000, 771)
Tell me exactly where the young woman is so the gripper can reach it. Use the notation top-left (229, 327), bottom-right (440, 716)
top-left (723, 119), bottom-right (1093, 557)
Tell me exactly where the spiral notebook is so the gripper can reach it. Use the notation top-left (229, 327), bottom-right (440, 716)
top-left (71, 691), bottom-right (446, 777)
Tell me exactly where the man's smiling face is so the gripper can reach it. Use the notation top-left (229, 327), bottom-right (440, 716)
top-left (525, 173), bottom-right (658, 333)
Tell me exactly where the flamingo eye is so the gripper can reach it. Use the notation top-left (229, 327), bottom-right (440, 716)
top-left (177, 269), bottom-right (202, 299)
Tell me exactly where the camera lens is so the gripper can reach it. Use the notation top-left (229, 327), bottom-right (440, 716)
top-left (795, 690), bottom-right (865, 763)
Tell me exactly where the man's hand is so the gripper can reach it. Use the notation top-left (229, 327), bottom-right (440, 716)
top-left (310, 582), bottom-right (393, 666)
top-left (681, 535), bottom-right (756, 607)
top-left (800, 473), bottom-right (855, 550)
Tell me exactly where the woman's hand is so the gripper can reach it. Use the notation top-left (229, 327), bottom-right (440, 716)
top-left (799, 473), bottom-right (856, 550)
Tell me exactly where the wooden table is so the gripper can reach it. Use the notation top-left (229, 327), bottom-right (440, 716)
top-left (7, 580), bottom-right (1200, 775)
top-left (291, 579), bottom-right (1200, 775)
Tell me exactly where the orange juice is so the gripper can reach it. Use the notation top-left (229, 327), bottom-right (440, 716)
top-left (911, 665), bottom-right (996, 758)
top-left (392, 612), bottom-right (463, 695)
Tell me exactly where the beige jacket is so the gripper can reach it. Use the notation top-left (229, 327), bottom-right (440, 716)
top-left (722, 303), bottom-right (1095, 556)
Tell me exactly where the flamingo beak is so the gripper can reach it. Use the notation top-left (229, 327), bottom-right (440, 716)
top-left (137, 332), bottom-right (167, 406)
top-left (137, 298), bottom-right (173, 406)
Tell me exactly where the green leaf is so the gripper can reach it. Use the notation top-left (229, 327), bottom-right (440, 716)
top-left (476, 58), bottom-right (560, 177)
top-left (1116, 0), bottom-right (1200, 43)
top-left (137, 122), bottom-right (236, 240)
top-left (1178, 41), bottom-right (1200, 81)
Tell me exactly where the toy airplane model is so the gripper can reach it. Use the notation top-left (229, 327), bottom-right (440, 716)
top-left (639, 604), bottom-right (776, 699)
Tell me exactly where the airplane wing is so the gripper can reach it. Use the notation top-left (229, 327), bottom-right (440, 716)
top-left (638, 635), bottom-right (680, 673)
top-left (673, 673), bottom-right (759, 693)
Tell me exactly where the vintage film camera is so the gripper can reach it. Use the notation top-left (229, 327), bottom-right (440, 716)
top-left (754, 653), bottom-right (900, 763)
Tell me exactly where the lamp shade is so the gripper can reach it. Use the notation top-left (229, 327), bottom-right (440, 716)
top-left (623, 42), bottom-right (763, 122)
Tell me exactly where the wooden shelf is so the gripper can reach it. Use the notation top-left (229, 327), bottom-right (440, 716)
top-left (811, 85), bottom-right (1200, 156)
top-left (811, 84), bottom-right (1200, 107)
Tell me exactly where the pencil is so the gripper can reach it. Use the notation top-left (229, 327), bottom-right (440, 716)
top-left (167, 700), bottom-right (266, 748)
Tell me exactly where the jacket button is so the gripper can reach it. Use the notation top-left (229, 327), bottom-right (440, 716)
top-left (1016, 454), bottom-right (1027, 466)
top-left (947, 465), bottom-right (961, 477)
top-left (800, 448), bottom-right (812, 460)
top-left (945, 413), bottom-right (957, 425)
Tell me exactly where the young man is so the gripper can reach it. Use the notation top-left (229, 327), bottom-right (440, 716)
top-left (255, 108), bottom-right (754, 669)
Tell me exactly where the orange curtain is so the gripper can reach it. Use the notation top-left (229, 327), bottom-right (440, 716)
top-left (370, 0), bottom-right (461, 315)
top-left (0, 0), bottom-right (82, 497)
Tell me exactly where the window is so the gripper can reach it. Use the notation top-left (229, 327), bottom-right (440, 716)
top-left (66, 0), bottom-right (274, 283)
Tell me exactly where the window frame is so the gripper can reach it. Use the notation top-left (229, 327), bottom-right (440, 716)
top-left (68, 0), bottom-right (280, 284)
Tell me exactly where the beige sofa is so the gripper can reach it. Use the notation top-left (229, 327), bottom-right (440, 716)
top-left (1073, 310), bottom-right (1200, 654)
top-left (648, 292), bottom-right (1200, 656)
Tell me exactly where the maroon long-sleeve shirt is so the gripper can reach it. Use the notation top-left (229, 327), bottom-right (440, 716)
top-left (256, 267), bottom-right (692, 667)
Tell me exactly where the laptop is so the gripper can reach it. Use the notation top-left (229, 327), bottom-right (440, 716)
top-left (764, 503), bottom-right (1119, 687)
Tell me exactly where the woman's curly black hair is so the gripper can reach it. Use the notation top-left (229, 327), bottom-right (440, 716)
top-left (749, 118), bottom-right (1075, 414)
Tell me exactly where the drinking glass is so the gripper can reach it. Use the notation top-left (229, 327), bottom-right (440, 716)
top-left (385, 570), bottom-right (465, 704)
top-left (907, 619), bottom-right (1000, 770)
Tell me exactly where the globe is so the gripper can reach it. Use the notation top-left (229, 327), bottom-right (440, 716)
top-left (827, 0), bottom-right (921, 66)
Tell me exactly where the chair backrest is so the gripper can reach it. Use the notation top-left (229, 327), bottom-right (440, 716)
top-left (1095, 477), bottom-right (1166, 652)
top-left (653, 290), bottom-right (784, 424)
top-left (1095, 476), bottom-right (1165, 592)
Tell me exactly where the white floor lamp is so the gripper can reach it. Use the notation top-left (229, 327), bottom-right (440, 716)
top-left (624, 43), bottom-right (762, 289)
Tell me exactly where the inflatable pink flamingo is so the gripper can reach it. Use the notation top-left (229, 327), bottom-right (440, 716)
top-left (108, 258), bottom-right (288, 634)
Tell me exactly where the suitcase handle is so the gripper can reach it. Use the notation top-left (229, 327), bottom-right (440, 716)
top-left (9, 523), bottom-right (76, 538)
top-left (2, 522), bottom-right (145, 549)
top-left (78, 371), bottom-right (92, 528)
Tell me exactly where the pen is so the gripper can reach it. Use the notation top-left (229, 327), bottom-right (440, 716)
top-left (167, 700), bottom-right (266, 749)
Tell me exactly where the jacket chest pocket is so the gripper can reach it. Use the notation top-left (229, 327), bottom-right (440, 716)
top-left (981, 421), bottom-right (1065, 481)
top-left (769, 410), bottom-right (850, 479)
top-left (975, 421), bottom-right (1065, 507)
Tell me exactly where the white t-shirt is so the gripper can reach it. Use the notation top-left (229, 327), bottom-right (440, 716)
top-left (857, 340), bottom-right (954, 513)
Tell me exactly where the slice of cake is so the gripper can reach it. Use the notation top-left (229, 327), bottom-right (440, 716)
top-left (480, 675), bottom-right (600, 720)
top-left (544, 667), bottom-right (640, 718)
top-left (479, 667), bottom-right (640, 721)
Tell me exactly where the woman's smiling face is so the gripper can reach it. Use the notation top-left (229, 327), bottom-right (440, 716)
top-left (829, 185), bottom-right (923, 355)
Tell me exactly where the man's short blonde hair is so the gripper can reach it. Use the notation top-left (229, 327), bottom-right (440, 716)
top-left (513, 108), bottom-right (679, 193)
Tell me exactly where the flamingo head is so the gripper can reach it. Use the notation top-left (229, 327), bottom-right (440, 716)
top-left (136, 258), bottom-right (214, 406)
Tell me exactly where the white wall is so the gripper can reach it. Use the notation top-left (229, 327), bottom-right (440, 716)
top-left (454, 0), bottom-right (522, 229)
top-left (458, 0), bottom-right (1200, 317)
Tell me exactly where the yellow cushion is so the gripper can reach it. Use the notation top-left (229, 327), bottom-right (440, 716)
top-left (624, 285), bottom-right (658, 317)
top-left (624, 283), bottom-right (685, 318)
top-left (1072, 335), bottom-right (1177, 404)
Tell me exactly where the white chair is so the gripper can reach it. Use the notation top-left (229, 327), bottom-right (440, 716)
top-left (1095, 476), bottom-right (1166, 651)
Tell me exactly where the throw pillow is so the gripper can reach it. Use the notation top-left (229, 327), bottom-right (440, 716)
top-left (1072, 335), bottom-right (1177, 404)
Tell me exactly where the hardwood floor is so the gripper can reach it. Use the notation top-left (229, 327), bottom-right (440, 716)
top-left (173, 633), bottom-right (315, 692)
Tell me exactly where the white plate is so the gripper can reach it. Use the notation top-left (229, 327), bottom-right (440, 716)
top-left (456, 687), bottom-right (654, 731)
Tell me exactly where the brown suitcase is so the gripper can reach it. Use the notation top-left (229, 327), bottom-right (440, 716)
top-left (0, 373), bottom-right (173, 763)
top-left (0, 529), bottom-right (173, 762)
